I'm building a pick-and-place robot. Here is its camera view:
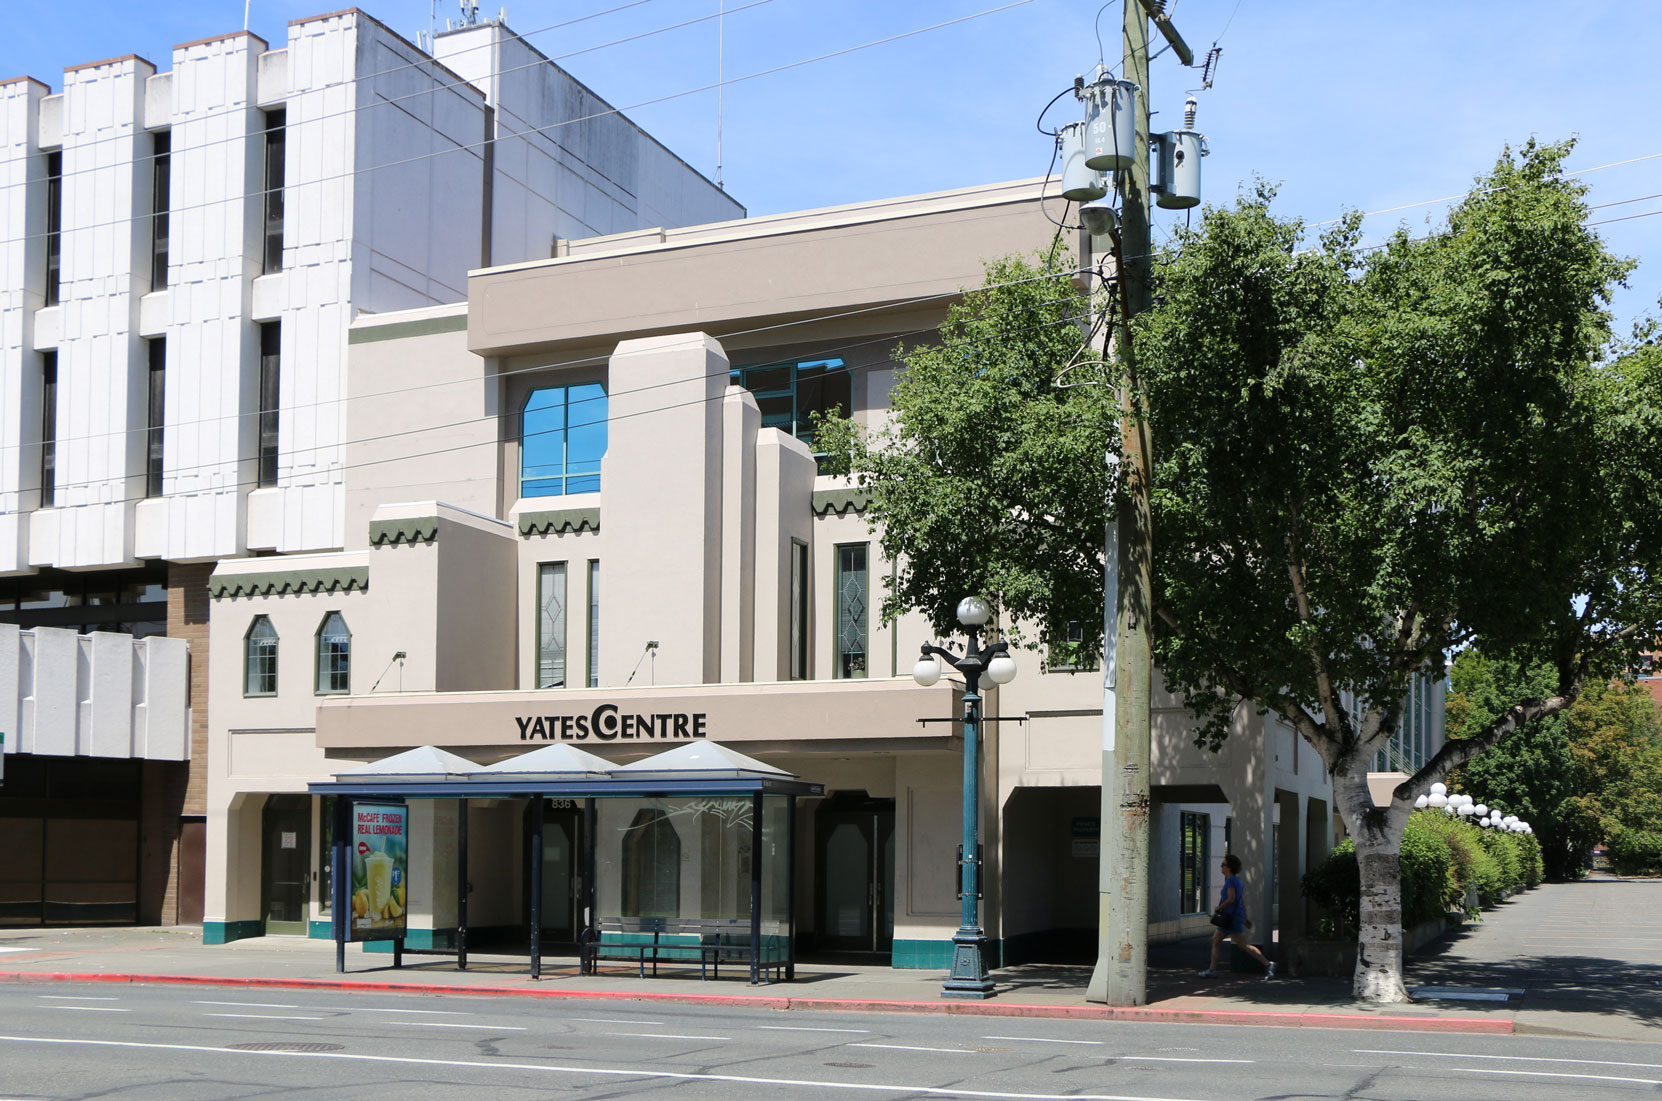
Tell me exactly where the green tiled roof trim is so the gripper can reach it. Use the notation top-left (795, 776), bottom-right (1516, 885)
top-left (519, 507), bottom-right (601, 537)
top-left (208, 567), bottom-right (369, 599)
top-left (812, 488), bottom-right (870, 516)
top-left (368, 517), bottom-right (440, 546)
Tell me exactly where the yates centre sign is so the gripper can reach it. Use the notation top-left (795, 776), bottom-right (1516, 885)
top-left (514, 704), bottom-right (709, 742)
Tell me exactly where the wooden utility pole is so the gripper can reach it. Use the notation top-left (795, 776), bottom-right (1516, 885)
top-left (1086, 0), bottom-right (1187, 1009)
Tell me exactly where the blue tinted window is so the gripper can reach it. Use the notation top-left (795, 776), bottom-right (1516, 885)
top-left (521, 383), bottom-right (607, 498)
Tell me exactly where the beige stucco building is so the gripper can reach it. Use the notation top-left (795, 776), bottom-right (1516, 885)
top-left (203, 178), bottom-right (1361, 966)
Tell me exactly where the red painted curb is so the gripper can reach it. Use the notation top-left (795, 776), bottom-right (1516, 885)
top-left (0, 972), bottom-right (1512, 1034)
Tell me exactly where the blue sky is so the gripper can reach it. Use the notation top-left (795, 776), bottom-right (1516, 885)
top-left (6, 0), bottom-right (1659, 338)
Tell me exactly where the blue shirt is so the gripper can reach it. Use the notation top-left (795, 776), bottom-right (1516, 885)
top-left (1218, 874), bottom-right (1244, 915)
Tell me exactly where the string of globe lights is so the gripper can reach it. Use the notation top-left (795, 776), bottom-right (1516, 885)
top-left (1415, 783), bottom-right (1533, 834)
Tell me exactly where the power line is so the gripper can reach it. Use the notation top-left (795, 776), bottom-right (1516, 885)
top-left (4, 1), bottom-right (1037, 248)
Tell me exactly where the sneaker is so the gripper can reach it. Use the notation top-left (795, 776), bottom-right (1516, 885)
top-left (1263, 962), bottom-right (1277, 981)
top-left (1197, 969), bottom-right (1218, 978)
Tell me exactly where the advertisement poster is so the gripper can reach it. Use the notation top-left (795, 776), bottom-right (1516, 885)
top-left (349, 802), bottom-right (407, 941)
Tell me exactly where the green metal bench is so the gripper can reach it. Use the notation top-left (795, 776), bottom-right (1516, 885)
top-left (580, 916), bottom-right (788, 982)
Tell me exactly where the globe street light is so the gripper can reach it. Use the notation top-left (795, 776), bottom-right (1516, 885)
top-left (913, 595), bottom-right (1017, 999)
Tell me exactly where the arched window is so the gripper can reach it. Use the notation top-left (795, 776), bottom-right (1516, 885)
top-left (621, 808), bottom-right (680, 918)
top-left (315, 612), bottom-right (350, 694)
top-left (244, 615), bottom-right (278, 696)
top-left (521, 382), bottom-right (607, 498)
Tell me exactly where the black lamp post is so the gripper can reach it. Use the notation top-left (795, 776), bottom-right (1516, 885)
top-left (913, 595), bottom-right (1017, 1000)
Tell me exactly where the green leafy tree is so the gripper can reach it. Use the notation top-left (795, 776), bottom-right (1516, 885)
top-left (1452, 651), bottom-right (1662, 877)
top-left (1139, 141), bottom-right (1662, 1002)
top-left (832, 141), bottom-right (1662, 1004)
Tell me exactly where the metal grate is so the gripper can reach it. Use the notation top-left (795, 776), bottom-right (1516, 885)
top-left (227, 1042), bottom-right (346, 1053)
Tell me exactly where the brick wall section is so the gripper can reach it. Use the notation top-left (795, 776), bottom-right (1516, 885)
top-left (140, 561), bottom-right (216, 925)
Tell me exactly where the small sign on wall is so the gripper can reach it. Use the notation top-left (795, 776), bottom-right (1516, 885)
top-left (1071, 816), bottom-right (1100, 859)
top-left (280, 831), bottom-right (297, 850)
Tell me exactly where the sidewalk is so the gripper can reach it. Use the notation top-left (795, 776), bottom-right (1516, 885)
top-left (3, 878), bottom-right (1655, 1039)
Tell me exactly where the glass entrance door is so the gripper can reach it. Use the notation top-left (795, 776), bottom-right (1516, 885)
top-left (815, 795), bottom-right (895, 953)
top-left (261, 795), bottom-right (311, 936)
top-left (524, 798), bottom-right (584, 945)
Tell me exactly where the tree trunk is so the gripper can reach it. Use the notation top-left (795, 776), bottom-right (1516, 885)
top-left (1333, 764), bottom-right (1411, 1004)
top-left (1352, 823), bottom-right (1410, 1003)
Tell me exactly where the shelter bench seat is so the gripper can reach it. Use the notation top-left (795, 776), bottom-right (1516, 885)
top-left (580, 917), bottom-right (788, 983)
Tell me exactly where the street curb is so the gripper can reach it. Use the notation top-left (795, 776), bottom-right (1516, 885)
top-left (0, 972), bottom-right (1513, 1034)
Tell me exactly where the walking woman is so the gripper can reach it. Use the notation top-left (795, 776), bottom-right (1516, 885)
top-left (1199, 853), bottom-right (1275, 979)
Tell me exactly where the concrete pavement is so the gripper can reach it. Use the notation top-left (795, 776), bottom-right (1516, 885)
top-left (1, 876), bottom-right (1656, 1038)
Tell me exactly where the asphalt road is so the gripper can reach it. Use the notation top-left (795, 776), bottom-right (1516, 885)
top-left (1, 983), bottom-right (1660, 1100)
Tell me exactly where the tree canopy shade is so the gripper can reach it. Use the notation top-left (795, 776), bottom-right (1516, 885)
top-left (1139, 140), bottom-right (1662, 1000)
top-left (831, 138), bottom-right (1662, 1005)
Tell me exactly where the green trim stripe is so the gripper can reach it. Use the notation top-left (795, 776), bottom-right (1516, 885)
top-left (812, 488), bottom-right (869, 517)
top-left (208, 567), bottom-right (369, 600)
top-left (519, 507), bottom-right (601, 537)
top-left (348, 313), bottom-right (469, 345)
top-left (368, 517), bottom-right (440, 546)
top-left (203, 919), bottom-right (263, 945)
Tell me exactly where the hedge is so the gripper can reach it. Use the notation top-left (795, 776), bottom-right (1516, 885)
top-left (1303, 810), bottom-right (1543, 936)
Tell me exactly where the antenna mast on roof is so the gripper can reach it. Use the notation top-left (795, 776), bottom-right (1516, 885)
top-left (717, 0), bottom-right (725, 190)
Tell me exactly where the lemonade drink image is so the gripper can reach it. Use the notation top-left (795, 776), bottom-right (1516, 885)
top-left (365, 850), bottom-right (394, 920)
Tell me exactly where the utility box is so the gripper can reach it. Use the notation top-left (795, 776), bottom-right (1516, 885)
top-left (1152, 130), bottom-right (1204, 209)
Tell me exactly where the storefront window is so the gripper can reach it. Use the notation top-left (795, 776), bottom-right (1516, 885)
top-left (1179, 811), bottom-right (1209, 915)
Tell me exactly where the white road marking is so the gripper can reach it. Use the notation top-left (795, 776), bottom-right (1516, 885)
top-left (194, 1000), bottom-right (301, 1009)
top-left (203, 1013), bottom-right (327, 1021)
top-left (757, 1026), bottom-right (871, 1034)
top-left (392, 1022), bottom-right (528, 1031)
top-left (984, 1036), bottom-right (1103, 1046)
top-left (1120, 1057), bottom-right (1253, 1064)
top-left (849, 1043), bottom-right (975, 1054)
top-left (571, 1017), bottom-right (663, 1025)
top-left (1444, 1068), bottom-right (1662, 1086)
top-left (0, 1035), bottom-right (1208, 1101)
top-left (0, 947), bottom-right (32, 954)
top-left (47, 1006), bottom-right (127, 1013)
top-left (41, 995), bottom-right (119, 1001)
top-left (605, 1031), bottom-right (730, 1041)
top-left (1358, 1049), bottom-right (1662, 1071)
top-left (331, 1007), bottom-right (469, 1015)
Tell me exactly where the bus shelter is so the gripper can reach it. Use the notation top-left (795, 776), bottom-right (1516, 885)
top-left (308, 741), bottom-right (822, 984)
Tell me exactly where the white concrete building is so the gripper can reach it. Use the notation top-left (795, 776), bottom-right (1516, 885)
top-left (0, 8), bottom-right (739, 927)
top-left (201, 179), bottom-right (1396, 967)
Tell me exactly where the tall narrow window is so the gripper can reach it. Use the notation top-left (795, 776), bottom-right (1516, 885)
top-left (790, 540), bottom-right (808, 680)
top-left (40, 352), bottom-right (57, 509)
top-left (262, 109), bottom-right (285, 274)
top-left (315, 612), bottom-right (350, 694)
top-left (835, 543), bottom-right (868, 679)
top-left (150, 130), bottom-right (170, 289)
top-left (520, 383), bottom-right (607, 498)
top-left (44, 151), bottom-right (62, 305)
top-left (585, 560), bottom-right (600, 688)
top-left (145, 338), bottom-right (165, 498)
top-left (1179, 811), bottom-right (1210, 915)
top-left (258, 322), bottom-right (280, 487)
top-left (244, 615), bottom-right (279, 696)
top-left (537, 562), bottom-right (567, 689)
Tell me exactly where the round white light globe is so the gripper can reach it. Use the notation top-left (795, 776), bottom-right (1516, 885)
top-left (956, 596), bottom-right (992, 627)
top-left (1474, 805), bottom-right (1488, 817)
top-left (1428, 793), bottom-right (1448, 809)
top-left (1458, 803), bottom-right (1474, 816)
top-left (1415, 794), bottom-right (1429, 809)
top-left (986, 653), bottom-right (1017, 685)
top-left (1431, 782), bottom-right (1447, 797)
top-left (911, 655), bottom-right (942, 687)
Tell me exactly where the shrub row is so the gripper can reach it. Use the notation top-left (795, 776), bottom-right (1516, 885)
top-left (1302, 810), bottom-right (1544, 936)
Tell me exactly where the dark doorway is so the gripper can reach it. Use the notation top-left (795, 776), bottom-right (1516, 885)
top-left (815, 792), bottom-right (895, 953)
top-left (261, 795), bottom-right (310, 936)
top-left (177, 818), bottom-right (205, 925)
top-left (522, 798), bottom-right (584, 945)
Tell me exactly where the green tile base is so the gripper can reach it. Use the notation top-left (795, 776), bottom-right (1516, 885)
top-left (203, 920), bottom-right (263, 945)
top-left (362, 927), bottom-right (459, 953)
